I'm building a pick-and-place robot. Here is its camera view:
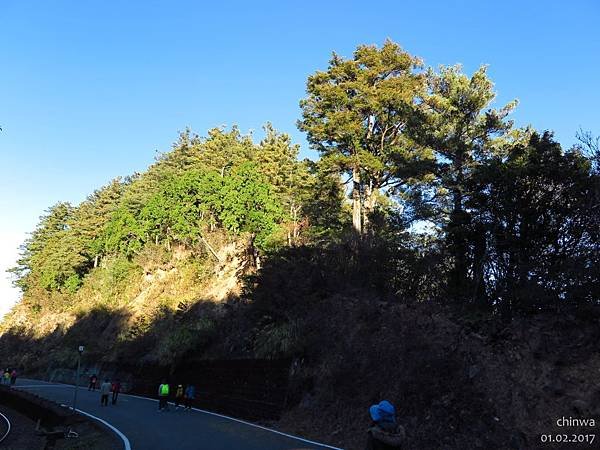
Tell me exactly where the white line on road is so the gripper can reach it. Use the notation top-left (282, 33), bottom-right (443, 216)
top-left (20, 380), bottom-right (342, 450)
top-left (0, 411), bottom-right (11, 443)
top-left (60, 403), bottom-right (131, 450)
top-left (121, 393), bottom-right (344, 450)
top-left (15, 384), bottom-right (70, 388)
top-left (189, 406), bottom-right (344, 450)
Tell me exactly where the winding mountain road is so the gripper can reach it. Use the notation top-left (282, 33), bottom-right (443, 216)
top-left (14, 378), bottom-right (339, 450)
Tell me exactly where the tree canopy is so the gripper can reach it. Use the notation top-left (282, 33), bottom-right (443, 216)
top-left (8, 40), bottom-right (600, 316)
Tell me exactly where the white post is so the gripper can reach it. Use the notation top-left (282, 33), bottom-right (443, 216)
top-left (72, 345), bottom-right (84, 414)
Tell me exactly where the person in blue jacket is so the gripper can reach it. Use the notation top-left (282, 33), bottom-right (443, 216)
top-left (365, 400), bottom-right (406, 450)
top-left (184, 384), bottom-right (195, 410)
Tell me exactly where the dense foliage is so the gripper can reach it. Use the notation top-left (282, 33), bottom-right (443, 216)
top-left (7, 40), bottom-right (600, 323)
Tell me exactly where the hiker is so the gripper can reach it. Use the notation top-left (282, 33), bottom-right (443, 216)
top-left (111, 379), bottom-right (121, 405)
top-left (88, 374), bottom-right (98, 391)
top-left (100, 379), bottom-right (111, 406)
top-left (158, 381), bottom-right (170, 411)
top-left (365, 400), bottom-right (406, 450)
top-left (174, 384), bottom-right (184, 409)
top-left (184, 384), bottom-right (195, 410)
top-left (10, 368), bottom-right (17, 385)
top-left (3, 369), bottom-right (10, 385)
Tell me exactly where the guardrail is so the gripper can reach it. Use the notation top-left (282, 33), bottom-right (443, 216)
top-left (0, 411), bottom-right (11, 443)
top-left (0, 385), bottom-right (78, 429)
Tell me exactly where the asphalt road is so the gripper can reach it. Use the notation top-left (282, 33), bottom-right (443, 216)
top-left (14, 378), bottom-right (338, 450)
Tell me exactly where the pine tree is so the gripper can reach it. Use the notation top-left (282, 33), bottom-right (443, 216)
top-left (299, 40), bottom-right (427, 237)
top-left (411, 65), bottom-right (520, 299)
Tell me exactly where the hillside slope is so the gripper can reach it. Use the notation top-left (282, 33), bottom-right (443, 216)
top-left (2, 243), bottom-right (599, 449)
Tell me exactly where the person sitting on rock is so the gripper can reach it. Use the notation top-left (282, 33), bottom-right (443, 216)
top-left (365, 400), bottom-right (406, 450)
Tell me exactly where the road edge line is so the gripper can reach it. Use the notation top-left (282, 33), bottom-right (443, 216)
top-left (189, 406), bottom-right (344, 450)
top-left (118, 393), bottom-right (343, 449)
top-left (25, 380), bottom-right (341, 450)
top-left (0, 411), bottom-right (11, 443)
top-left (60, 404), bottom-right (131, 450)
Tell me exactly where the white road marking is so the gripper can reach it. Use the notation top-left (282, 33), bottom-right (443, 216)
top-left (120, 393), bottom-right (343, 449)
top-left (60, 404), bottom-right (131, 450)
top-left (15, 384), bottom-right (71, 388)
top-left (20, 380), bottom-right (343, 450)
top-left (0, 411), bottom-right (11, 443)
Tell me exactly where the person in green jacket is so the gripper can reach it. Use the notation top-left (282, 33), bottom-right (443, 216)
top-left (158, 381), bottom-right (170, 411)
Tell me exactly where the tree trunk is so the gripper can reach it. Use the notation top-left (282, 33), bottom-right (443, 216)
top-left (471, 222), bottom-right (487, 307)
top-left (449, 188), bottom-right (467, 301)
top-left (352, 165), bottom-right (363, 236)
top-left (249, 233), bottom-right (261, 269)
top-left (363, 181), bottom-right (376, 235)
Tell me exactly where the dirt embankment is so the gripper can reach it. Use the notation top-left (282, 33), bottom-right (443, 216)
top-left (274, 301), bottom-right (600, 450)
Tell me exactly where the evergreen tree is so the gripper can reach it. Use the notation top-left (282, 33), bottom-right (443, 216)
top-left (197, 126), bottom-right (255, 174)
top-left (255, 123), bottom-right (308, 244)
top-left (72, 178), bottom-right (127, 267)
top-left (299, 40), bottom-right (427, 237)
top-left (411, 64), bottom-right (520, 299)
top-left (9, 202), bottom-right (87, 293)
top-left (469, 132), bottom-right (598, 311)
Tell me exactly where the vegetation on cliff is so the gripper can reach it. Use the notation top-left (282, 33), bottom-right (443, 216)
top-left (2, 40), bottom-right (599, 448)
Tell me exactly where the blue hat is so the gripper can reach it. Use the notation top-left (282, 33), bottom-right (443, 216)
top-left (369, 400), bottom-right (396, 423)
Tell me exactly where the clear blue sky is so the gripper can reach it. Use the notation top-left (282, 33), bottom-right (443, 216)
top-left (0, 0), bottom-right (599, 313)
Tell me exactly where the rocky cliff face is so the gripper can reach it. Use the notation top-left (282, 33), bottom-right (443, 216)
top-left (0, 239), bottom-right (248, 369)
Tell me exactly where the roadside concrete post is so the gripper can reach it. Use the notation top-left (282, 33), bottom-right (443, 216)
top-left (72, 345), bottom-right (84, 414)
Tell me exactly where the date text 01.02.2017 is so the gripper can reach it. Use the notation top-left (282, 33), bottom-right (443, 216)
top-left (540, 434), bottom-right (595, 445)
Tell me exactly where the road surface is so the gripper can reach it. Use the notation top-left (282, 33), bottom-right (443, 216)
top-left (14, 378), bottom-right (339, 450)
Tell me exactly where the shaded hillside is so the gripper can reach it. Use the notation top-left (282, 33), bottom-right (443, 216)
top-left (2, 243), bottom-right (600, 449)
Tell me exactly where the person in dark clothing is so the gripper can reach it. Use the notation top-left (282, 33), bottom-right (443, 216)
top-left (10, 369), bottom-right (17, 385)
top-left (184, 384), bottom-right (195, 410)
top-left (174, 384), bottom-right (185, 409)
top-left (365, 400), bottom-right (405, 450)
top-left (111, 379), bottom-right (121, 405)
top-left (88, 374), bottom-right (98, 391)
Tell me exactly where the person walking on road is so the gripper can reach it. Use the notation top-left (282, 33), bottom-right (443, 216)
top-left (175, 384), bottom-right (184, 409)
top-left (88, 374), bottom-right (98, 391)
top-left (3, 369), bottom-right (10, 385)
top-left (111, 379), bottom-right (121, 405)
top-left (100, 379), bottom-right (111, 406)
top-left (158, 381), bottom-right (170, 411)
top-left (365, 400), bottom-right (405, 450)
top-left (10, 368), bottom-right (17, 385)
top-left (184, 384), bottom-right (195, 410)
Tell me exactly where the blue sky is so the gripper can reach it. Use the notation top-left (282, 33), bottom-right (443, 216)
top-left (1, 0), bottom-right (599, 314)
